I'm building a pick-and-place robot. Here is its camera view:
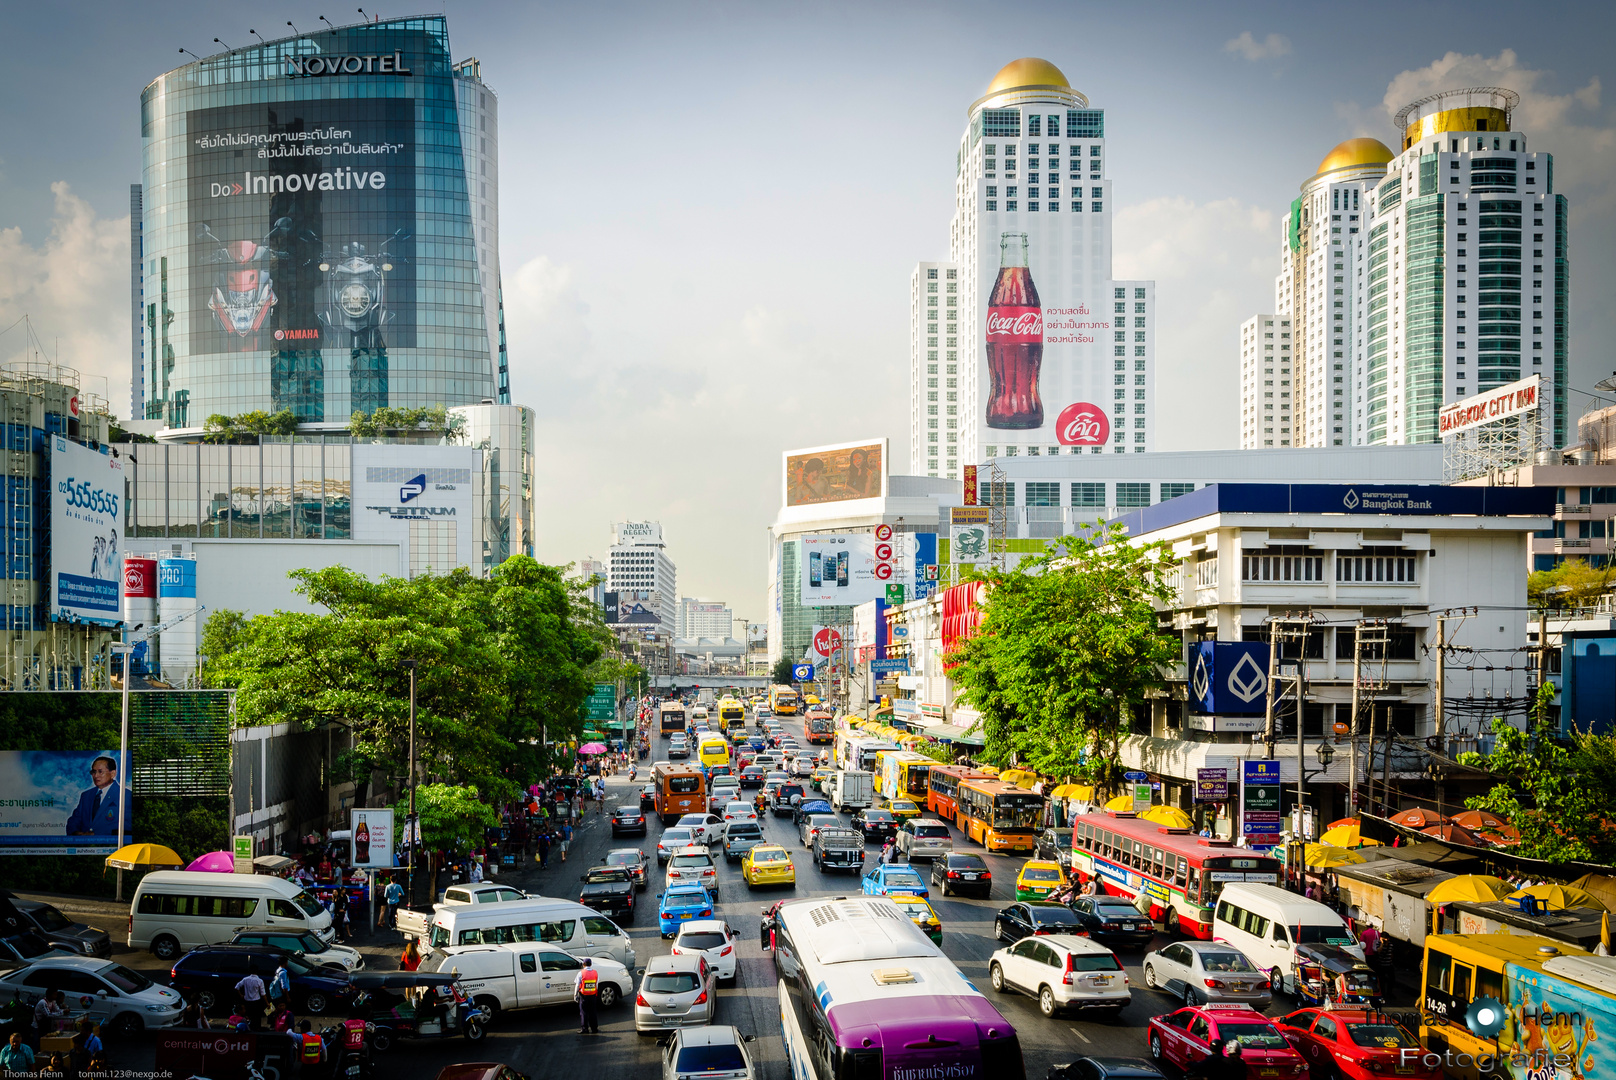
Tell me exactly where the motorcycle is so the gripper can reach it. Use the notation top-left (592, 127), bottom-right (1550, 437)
top-left (198, 219), bottom-right (292, 346)
top-left (309, 228), bottom-right (410, 351)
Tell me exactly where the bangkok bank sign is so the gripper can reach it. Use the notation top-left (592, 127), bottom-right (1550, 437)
top-left (1055, 401), bottom-right (1110, 446)
top-left (1439, 375), bottom-right (1540, 437)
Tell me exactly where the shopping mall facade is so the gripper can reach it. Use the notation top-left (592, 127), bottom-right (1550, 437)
top-left (134, 15), bottom-right (506, 429)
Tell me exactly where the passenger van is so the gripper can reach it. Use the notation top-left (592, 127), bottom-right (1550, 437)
top-left (697, 733), bottom-right (731, 771)
top-left (130, 870), bottom-right (335, 961)
top-left (1211, 882), bottom-right (1362, 993)
top-left (426, 898), bottom-right (635, 971)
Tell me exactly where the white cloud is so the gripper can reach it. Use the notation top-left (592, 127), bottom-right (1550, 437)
top-left (1114, 196), bottom-right (1277, 452)
top-left (1225, 32), bottom-right (1292, 62)
top-left (0, 183), bottom-right (130, 414)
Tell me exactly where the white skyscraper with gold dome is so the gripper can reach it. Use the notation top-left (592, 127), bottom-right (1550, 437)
top-left (1243, 88), bottom-right (1568, 450)
top-left (910, 58), bottom-right (1155, 478)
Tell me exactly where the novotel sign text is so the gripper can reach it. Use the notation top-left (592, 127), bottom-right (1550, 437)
top-left (286, 51), bottom-right (412, 77)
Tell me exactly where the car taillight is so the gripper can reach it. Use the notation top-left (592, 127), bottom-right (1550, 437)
top-left (636, 993), bottom-right (649, 1006)
top-left (981, 873), bottom-right (991, 880)
top-left (720, 945), bottom-right (733, 956)
top-left (693, 990), bottom-right (708, 1004)
top-left (1257, 978), bottom-right (1271, 990)
top-left (947, 871), bottom-right (959, 878)
top-left (701, 908), bottom-right (712, 917)
top-left (1204, 978), bottom-right (1226, 989)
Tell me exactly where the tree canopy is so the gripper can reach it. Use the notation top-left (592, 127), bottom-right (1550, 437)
top-left (202, 556), bottom-right (600, 803)
top-left (1528, 557), bottom-right (1615, 610)
top-left (948, 525), bottom-right (1178, 791)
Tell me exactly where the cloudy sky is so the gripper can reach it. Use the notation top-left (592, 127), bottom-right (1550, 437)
top-left (1, 1), bottom-right (1612, 620)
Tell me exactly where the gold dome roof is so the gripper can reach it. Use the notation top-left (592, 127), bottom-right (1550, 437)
top-left (1316, 137), bottom-right (1394, 176)
top-left (986, 58), bottom-right (1070, 95)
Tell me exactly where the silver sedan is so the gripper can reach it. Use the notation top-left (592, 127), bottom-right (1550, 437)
top-left (1142, 940), bottom-right (1272, 1008)
top-left (635, 953), bottom-right (718, 1034)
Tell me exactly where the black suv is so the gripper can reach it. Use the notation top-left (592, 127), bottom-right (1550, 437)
top-left (1034, 828), bottom-right (1074, 872)
top-left (931, 853), bottom-right (993, 898)
top-left (770, 784), bottom-right (805, 817)
top-left (7, 896), bottom-right (111, 958)
top-left (578, 866), bottom-right (636, 924)
top-left (169, 944), bottom-right (354, 1015)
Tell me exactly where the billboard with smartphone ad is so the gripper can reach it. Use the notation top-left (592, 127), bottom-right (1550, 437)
top-left (980, 224), bottom-right (1121, 449)
top-left (800, 534), bottom-right (877, 605)
top-left (783, 440), bottom-right (886, 508)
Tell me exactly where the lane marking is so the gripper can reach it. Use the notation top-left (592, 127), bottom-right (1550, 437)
top-left (1070, 1027), bottom-right (1091, 1043)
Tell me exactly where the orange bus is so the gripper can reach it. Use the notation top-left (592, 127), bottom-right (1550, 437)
top-left (651, 763), bottom-right (706, 825)
top-left (955, 778), bottom-right (1042, 853)
top-left (925, 764), bottom-right (993, 821)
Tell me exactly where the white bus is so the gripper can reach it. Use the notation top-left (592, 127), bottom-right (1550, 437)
top-left (762, 895), bottom-right (1025, 1080)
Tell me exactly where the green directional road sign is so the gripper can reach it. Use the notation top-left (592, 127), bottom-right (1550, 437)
top-left (584, 683), bottom-right (617, 722)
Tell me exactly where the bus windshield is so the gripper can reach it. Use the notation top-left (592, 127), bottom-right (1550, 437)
top-left (993, 796), bottom-right (1043, 831)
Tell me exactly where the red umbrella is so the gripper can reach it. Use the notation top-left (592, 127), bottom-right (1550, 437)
top-left (1328, 817), bottom-right (1361, 831)
top-left (1450, 809), bottom-right (1508, 832)
top-left (1422, 823), bottom-right (1481, 846)
top-left (1391, 808), bottom-right (1451, 829)
top-left (1480, 824), bottom-right (1523, 846)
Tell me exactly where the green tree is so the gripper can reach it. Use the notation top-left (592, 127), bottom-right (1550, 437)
top-left (948, 524), bottom-right (1179, 792)
top-left (1465, 686), bottom-right (1616, 864)
top-left (415, 782), bottom-right (499, 852)
top-left (1528, 557), bottom-right (1615, 610)
top-left (202, 408), bottom-right (298, 443)
top-left (348, 405), bottom-right (462, 440)
top-left (772, 658), bottom-right (795, 685)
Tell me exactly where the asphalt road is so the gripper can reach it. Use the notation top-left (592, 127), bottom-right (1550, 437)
top-left (28, 748), bottom-right (1324, 1079)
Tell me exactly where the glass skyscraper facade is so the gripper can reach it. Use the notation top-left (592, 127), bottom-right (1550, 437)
top-left (137, 16), bottom-right (503, 429)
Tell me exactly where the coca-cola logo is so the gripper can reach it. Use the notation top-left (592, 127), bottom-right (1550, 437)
top-left (1056, 402), bottom-right (1110, 446)
top-left (986, 306), bottom-right (1043, 341)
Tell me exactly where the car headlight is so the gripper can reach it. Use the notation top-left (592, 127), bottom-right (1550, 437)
top-left (146, 1004), bottom-right (172, 1013)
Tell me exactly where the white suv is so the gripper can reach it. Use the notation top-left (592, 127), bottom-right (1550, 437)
top-left (670, 919), bottom-right (739, 982)
top-left (988, 934), bottom-right (1130, 1017)
top-left (666, 846), bottom-right (720, 898)
top-left (896, 819), bottom-right (955, 860)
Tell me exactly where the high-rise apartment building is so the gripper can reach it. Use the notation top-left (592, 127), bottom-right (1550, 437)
top-left (676, 599), bottom-right (734, 641)
top-left (909, 261), bottom-right (959, 475)
top-left (912, 58), bottom-right (1155, 474)
top-left (608, 522), bottom-right (676, 636)
top-left (136, 16), bottom-right (507, 428)
top-left (1245, 89), bottom-right (1568, 450)
top-left (1238, 315), bottom-right (1294, 447)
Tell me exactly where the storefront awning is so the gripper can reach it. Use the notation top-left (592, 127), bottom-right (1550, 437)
top-left (929, 722), bottom-right (986, 745)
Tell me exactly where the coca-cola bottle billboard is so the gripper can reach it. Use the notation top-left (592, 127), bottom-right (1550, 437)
top-left (985, 232), bottom-right (1043, 429)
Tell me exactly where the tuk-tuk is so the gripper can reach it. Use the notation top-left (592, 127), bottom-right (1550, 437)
top-left (349, 971), bottom-right (490, 1050)
top-left (1291, 942), bottom-right (1382, 1008)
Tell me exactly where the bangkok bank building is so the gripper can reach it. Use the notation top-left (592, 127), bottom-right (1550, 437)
top-left (136, 15), bottom-right (507, 429)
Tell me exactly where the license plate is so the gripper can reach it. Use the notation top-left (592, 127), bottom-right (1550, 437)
top-left (680, 913), bottom-right (693, 919)
top-left (1090, 976), bottom-right (1112, 985)
top-left (1232, 983), bottom-right (1248, 991)
top-left (962, 873), bottom-right (979, 880)
top-left (1396, 1070), bottom-right (1414, 1076)
top-left (1259, 1070), bottom-right (1279, 1077)
top-left (1121, 924), bottom-right (1135, 931)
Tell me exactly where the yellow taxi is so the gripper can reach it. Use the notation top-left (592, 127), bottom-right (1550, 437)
top-left (811, 766), bottom-right (835, 792)
top-left (887, 893), bottom-right (942, 945)
top-left (1014, 859), bottom-right (1067, 901)
top-left (886, 798), bottom-right (922, 821)
top-left (742, 844), bottom-right (797, 889)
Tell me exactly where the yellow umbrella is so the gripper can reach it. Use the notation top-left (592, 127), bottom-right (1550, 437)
top-left (1425, 875), bottom-right (1515, 905)
top-left (105, 843), bottom-right (184, 871)
top-left (1140, 805), bottom-right (1195, 830)
top-left (1104, 794), bottom-right (1136, 813)
top-left (977, 766), bottom-right (1000, 776)
top-left (1050, 784), bottom-right (1084, 798)
top-left (1305, 843), bottom-right (1368, 869)
top-left (1015, 775), bottom-right (1039, 790)
top-left (1001, 769), bottom-right (1027, 783)
top-left (1509, 883), bottom-right (1607, 912)
top-left (1320, 823), bottom-right (1370, 848)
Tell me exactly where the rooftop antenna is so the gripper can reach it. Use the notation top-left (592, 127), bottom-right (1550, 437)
top-left (249, 29), bottom-right (268, 44)
top-left (212, 37), bottom-right (234, 53)
top-left (286, 20), bottom-right (302, 36)
top-left (178, 48), bottom-right (204, 63)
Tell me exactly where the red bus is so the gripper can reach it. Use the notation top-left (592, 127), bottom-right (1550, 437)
top-left (804, 710), bottom-right (834, 745)
top-left (925, 764), bottom-right (993, 822)
top-left (1069, 811), bottom-right (1283, 939)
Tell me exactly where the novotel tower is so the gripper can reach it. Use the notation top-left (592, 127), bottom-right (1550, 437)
top-left (134, 15), bottom-right (506, 428)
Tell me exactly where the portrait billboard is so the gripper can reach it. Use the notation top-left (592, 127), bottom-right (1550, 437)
top-left (977, 221), bottom-right (1117, 449)
top-left (0, 750), bottom-right (132, 855)
top-left (350, 807), bottom-right (393, 870)
top-left (51, 436), bottom-right (123, 626)
top-left (185, 98), bottom-right (418, 361)
top-left (784, 440), bottom-right (886, 507)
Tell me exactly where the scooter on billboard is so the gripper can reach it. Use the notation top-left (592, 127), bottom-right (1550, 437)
top-left (198, 218), bottom-right (292, 348)
top-left (306, 228), bottom-right (411, 351)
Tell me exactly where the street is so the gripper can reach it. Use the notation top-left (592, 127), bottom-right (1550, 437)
top-left (23, 763), bottom-right (1323, 1080)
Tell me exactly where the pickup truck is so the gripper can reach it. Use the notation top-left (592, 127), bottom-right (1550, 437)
top-left (395, 882), bottom-right (532, 942)
top-left (812, 828), bottom-right (866, 874)
top-left (395, 906), bottom-right (435, 942)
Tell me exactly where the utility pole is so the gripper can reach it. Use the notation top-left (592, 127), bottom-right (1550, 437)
top-left (1348, 620), bottom-right (1389, 818)
top-left (1433, 615), bottom-right (1446, 816)
top-left (403, 659), bottom-right (417, 905)
top-left (1262, 615), bottom-right (1311, 757)
top-left (1538, 609), bottom-right (1550, 691)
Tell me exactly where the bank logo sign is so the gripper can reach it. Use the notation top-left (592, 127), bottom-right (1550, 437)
top-left (1190, 641), bottom-right (1270, 716)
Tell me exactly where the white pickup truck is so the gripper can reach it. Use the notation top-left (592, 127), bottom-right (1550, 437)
top-left (432, 944), bottom-right (634, 1015)
top-left (395, 882), bottom-right (533, 941)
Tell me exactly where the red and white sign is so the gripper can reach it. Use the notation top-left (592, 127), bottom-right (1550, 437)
top-left (123, 557), bottom-right (157, 598)
top-left (68, 396), bottom-right (80, 418)
top-left (812, 627), bottom-right (843, 658)
top-left (986, 305), bottom-right (1044, 342)
top-left (1439, 375), bottom-right (1540, 437)
top-left (875, 543), bottom-right (893, 561)
top-left (875, 563), bottom-right (893, 580)
top-left (1055, 401), bottom-right (1110, 446)
top-left (874, 524), bottom-right (893, 542)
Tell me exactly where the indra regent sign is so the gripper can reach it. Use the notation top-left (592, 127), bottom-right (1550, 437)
top-left (286, 51), bottom-right (413, 77)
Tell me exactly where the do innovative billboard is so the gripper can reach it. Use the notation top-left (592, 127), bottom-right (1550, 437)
top-left (0, 751), bottom-right (132, 855)
top-left (51, 436), bottom-right (123, 626)
top-left (187, 98), bottom-right (417, 353)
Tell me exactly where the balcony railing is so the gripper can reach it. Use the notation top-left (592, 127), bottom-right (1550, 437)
top-left (1556, 503), bottom-right (1593, 515)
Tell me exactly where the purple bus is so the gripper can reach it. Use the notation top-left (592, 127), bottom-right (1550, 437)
top-left (762, 895), bottom-right (1025, 1080)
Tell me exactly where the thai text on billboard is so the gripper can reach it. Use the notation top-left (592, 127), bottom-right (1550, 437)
top-left (1439, 375), bottom-right (1540, 437)
top-left (51, 437), bottom-right (123, 626)
top-left (0, 751), bottom-right (132, 855)
top-left (784, 440), bottom-right (885, 507)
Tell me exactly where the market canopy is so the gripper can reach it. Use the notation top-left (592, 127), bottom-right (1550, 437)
top-left (1050, 784), bottom-right (1096, 801)
top-left (1104, 794), bottom-right (1136, 813)
top-left (1305, 844), bottom-right (1367, 869)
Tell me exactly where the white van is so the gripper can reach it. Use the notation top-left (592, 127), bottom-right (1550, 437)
top-left (1212, 882), bottom-right (1362, 993)
top-left (130, 870), bottom-right (335, 961)
top-left (425, 898), bottom-right (635, 970)
top-left (430, 942), bottom-right (635, 1016)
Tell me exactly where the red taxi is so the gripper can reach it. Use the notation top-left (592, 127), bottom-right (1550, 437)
top-left (1275, 1009), bottom-right (1437, 1080)
top-left (1148, 1004), bottom-right (1308, 1079)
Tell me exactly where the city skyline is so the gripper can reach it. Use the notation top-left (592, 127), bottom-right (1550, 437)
top-left (0, 1), bottom-right (1611, 618)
